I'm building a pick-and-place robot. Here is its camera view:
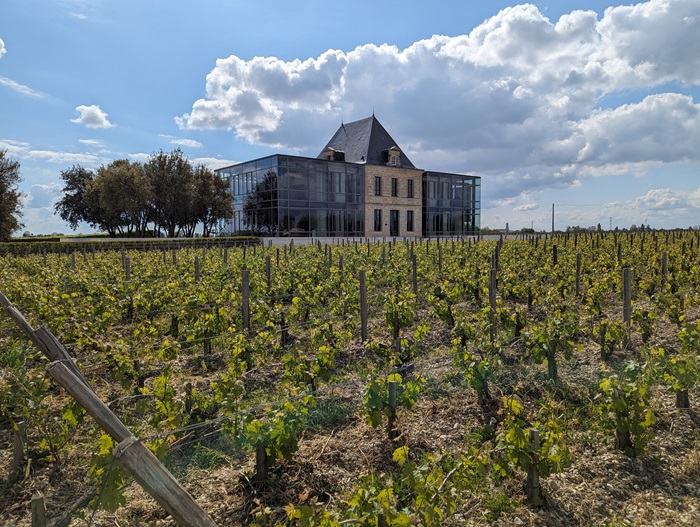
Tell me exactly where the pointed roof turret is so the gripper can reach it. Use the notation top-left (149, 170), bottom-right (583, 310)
top-left (318, 116), bottom-right (416, 168)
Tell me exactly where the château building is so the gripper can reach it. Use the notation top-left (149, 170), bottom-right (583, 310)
top-left (216, 116), bottom-right (480, 237)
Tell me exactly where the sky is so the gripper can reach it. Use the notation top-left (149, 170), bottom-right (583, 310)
top-left (1, 0), bottom-right (699, 235)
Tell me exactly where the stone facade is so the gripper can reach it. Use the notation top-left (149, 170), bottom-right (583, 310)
top-left (364, 164), bottom-right (422, 237)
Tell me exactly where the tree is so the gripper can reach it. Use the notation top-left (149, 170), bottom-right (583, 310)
top-left (243, 170), bottom-right (278, 234)
top-left (90, 159), bottom-right (152, 237)
top-left (54, 165), bottom-right (96, 230)
top-left (192, 165), bottom-right (234, 237)
top-left (144, 149), bottom-right (193, 237)
top-left (0, 150), bottom-right (24, 240)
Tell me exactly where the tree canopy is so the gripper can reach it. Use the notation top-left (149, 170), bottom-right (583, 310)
top-left (0, 150), bottom-right (24, 241)
top-left (55, 149), bottom-right (233, 237)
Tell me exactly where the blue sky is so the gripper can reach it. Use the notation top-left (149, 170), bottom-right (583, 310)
top-left (1, 0), bottom-right (699, 234)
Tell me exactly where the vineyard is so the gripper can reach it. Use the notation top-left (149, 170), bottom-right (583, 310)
top-left (0, 233), bottom-right (699, 526)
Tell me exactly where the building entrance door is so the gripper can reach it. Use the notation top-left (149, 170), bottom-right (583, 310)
top-left (390, 210), bottom-right (399, 237)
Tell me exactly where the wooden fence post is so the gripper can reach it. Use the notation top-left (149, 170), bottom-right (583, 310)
top-left (387, 380), bottom-right (398, 440)
top-left (575, 253), bottom-right (582, 297)
top-left (31, 494), bottom-right (46, 527)
top-left (360, 270), bottom-right (368, 342)
top-left (526, 428), bottom-right (541, 506)
top-left (12, 420), bottom-right (25, 472)
top-left (242, 269), bottom-right (250, 332)
top-left (623, 268), bottom-right (632, 347)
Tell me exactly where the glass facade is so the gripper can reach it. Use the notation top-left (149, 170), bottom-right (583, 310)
top-left (217, 155), bottom-right (365, 237)
top-left (422, 172), bottom-right (480, 236)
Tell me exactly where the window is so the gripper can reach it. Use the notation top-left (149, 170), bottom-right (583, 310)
top-left (390, 154), bottom-right (397, 166)
top-left (373, 209), bottom-right (382, 231)
top-left (407, 210), bottom-right (414, 232)
top-left (407, 179), bottom-right (414, 198)
top-left (391, 178), bottom-right (398, 197)
top-left (374, 176), bottom-right (381, 196)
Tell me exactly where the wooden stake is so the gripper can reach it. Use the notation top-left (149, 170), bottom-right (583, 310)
top-left (526, 428), bottom-right (541, 506)
top-left (360, 270), bottom-right (368, 342)
top-left (242, 269), bottom-right (250, 332)
top-left (31, 494), bottom-right (46, 527)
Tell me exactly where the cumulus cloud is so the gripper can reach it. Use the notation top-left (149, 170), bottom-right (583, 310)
top-left (0, 37), bottom-right (5, 58)
top-left (179, 0), bottom-right (700, 201)
top-left (636, 188), bottom-right (691, 210)
top-left (71, 105), bottom-right (114, 128)
top-left (191, 157), bottom-right (238, 170)
top-left (128, 153), bottom-right (151, 163)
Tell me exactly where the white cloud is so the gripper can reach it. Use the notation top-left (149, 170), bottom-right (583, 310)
top-left (128, 153), bottom-right (151, 163)
top-left (169, 138), bottom-right (203, 148)
top-left (635, 188), bottom-right (691, 211)
top-left (0, 77), bottom-right (43, 98)
top-left (71, 104), bottom-right (114, 128)
top-left (0, 139), bottom-right (31, 156)
top-left (27, 183), bottom-right (62, 209)
top-left (179, 0), bottom-right (700, 202)
top-left (0, 37), bottom-right (5, 58)
top-left (25, 149), bottom-right (101, 165)
top-left (514, 203), bottom-right (539, 211)
top-left (191, 157), bottom-right (238, 170)
top-left (78, 139), bottom-right (103, 147)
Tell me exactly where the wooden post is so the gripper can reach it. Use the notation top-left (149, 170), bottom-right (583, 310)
top-left (255, 441), bottom-right (268, 483)
top-left (172, 249), bottom-right (177, 266)
top-left (71, 251), bottom-right (76, 270)
top-left (552, 244), bottom-right (557, 266)
top-left (266, 256), bottom-right (272, 291)
top-left (412, 254), bottom-right (418, 296)
top-left (526, 428), bottom-right (541, 506)
top-left (113, 437), bottom-right (218, 527)
top-left (387, 380), bottom-right (398, 440)
top-left (623, 268), bottom-right (632, 329)
top-left (575, 252), bottom-right (582, 297)
top-left (194, 257), bottom-right (200, 283)
top-left (223, 247), bottom-right (228, 265)
top-left (242, 269), bottom-right (250, 332)
top-left (661, 251), bottom-right (668, 286)
top-left (489, 268), bottom-right (497, 344)
top-left (124, 257), bottom-right (131, 282)
top-left (12, 420), bottom-right (25, 472)
top-left (617, 243), bottom-right (623, 266)
top-left (360, 270), bottom-right (368, 342)
top-left (31, 494), bottom-right (46, 527)
top-left (438, 245), bottom-right (443, 274)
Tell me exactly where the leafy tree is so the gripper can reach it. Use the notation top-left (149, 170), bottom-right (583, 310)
top-left (192, 165), bottom-right (233, 237)
top-left (91, 159), bottom-right (151, 237)
top-left (54, 165), bottom-right (95, 230)
top-left (144, 148), bottom-right (193, 237)
top-left (243, 170), bottom-right (278, 234)
top-left (0, 150), bottom-right (24, 240)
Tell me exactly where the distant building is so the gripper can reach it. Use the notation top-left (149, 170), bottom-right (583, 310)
top-left (216, 116), bottom-right (480, 237)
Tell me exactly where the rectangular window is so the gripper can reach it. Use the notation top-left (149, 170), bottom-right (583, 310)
top-left (407, 179), bottom-right (414, 198)
top-left (373, 209), bottom-right (382, 231)
top-left (391, 178), bottom-right (398, 197)
top-left (407, 210), bottom-right (414, 232)
top-left (374, 176), bottom-right (381, 196)
top-left (390, 155), bottom-right (397, 166)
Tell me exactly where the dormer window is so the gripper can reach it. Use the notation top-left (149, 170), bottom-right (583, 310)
top-left (386, 146), bottom-right (401, 167)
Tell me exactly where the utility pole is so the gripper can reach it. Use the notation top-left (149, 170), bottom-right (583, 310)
top-left (551, 203), bottom-right (555, 234)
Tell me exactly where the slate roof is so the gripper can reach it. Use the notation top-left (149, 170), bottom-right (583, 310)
top-left (318, 116), bottom-right (417, 169)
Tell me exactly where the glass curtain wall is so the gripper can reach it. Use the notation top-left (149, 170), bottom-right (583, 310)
top-left (422, 172), bottom-right (480, 236)
top-left (217, 155), bottom-right (365, 236)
